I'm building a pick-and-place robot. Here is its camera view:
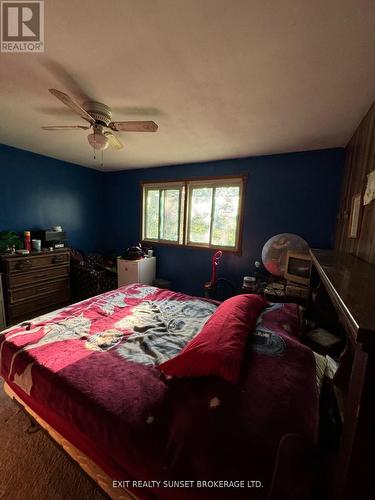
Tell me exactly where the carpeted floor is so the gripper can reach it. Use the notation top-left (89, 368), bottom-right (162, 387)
top-left (0, 385), bottom-right (107, 500)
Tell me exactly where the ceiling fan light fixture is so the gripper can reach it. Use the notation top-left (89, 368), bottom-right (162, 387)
top-left (87, 131), bottom-right (109, 150)
top-left (42, 89), bottom-right (158, 154)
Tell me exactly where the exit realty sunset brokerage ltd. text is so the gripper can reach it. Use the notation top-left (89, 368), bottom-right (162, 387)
top-left (113, 480), bottom-right (263, 489)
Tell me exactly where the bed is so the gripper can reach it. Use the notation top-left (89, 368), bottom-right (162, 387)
top-left (0, 284), bottom-right (319, 500)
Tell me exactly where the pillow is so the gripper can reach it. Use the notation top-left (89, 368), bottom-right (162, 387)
top-left (158, 294), bottom-right (268, 383)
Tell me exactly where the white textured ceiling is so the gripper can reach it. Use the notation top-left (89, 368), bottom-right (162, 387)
top-left (0, 0), bottom-right (374, 171)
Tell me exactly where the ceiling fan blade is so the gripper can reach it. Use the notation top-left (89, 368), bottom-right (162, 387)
top-left (48, 89), bottom-right (95, 124)
top-left (104, 131), bottom-right (124, 150)
top-left (41, 125), bottom-right (90, 130)
top-left (109, 121), bottom-right (158, 132)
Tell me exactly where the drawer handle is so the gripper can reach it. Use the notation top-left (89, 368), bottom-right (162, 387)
top-left (52, 256), bottom-right (65, 264)
top-left (16, 261), bottom-right (32, 271)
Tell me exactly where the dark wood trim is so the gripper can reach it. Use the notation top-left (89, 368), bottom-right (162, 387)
top-left (140, 239), bottom-right (242, 255)
top-left (310, 249), bottom-right (375, 345)
top-left (333, 344), bottom-right (368, 500)
top-left (309, 250), bottom-right (358, 342)
top-left (140, 173), bottom-right (248, 185)
top-left (335, 101), bottom-right (375, 262)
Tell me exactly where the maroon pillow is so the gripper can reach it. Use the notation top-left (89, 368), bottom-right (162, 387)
top-left (158, 294), bottom-right (268, 383)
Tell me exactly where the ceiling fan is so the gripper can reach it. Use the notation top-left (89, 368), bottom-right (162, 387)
top-left (41, 89), bottom-right (158, 151)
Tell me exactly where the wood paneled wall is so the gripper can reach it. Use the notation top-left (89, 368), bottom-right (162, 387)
top-left (335, 102), bottom-right (375, 264)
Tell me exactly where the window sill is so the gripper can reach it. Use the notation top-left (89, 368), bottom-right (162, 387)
top-left (142, 240), bottom-right (242, 255)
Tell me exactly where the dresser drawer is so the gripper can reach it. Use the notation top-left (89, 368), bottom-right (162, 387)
top-left (8, 289), bottom-right (70, 324)
top-left (8, 277), bottom-right (69, 304)
top-left (7, 265), bottom-right (69, 288)
top-left (6, 252), bottom-right (69, 274)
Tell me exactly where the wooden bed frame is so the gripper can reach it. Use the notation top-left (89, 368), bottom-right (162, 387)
top-left (3, 382), bottom-right (138, 500)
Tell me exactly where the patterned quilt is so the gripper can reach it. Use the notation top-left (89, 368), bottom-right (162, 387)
top-left (0, 285), bottom-right (318, 500)
top-left (1, 284), bottom-right (216, 390)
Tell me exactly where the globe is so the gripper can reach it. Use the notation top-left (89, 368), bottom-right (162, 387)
top-left (261, 233), bottom-right (309, 277)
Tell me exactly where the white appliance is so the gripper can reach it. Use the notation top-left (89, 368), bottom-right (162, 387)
top-left (117, 257), bottom-right (156, 287)
top-left (0, 274), bottom-right (6, 331)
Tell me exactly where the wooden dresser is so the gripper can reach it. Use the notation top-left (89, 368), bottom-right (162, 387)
top-left (1, 249), bottom-right (70, 326)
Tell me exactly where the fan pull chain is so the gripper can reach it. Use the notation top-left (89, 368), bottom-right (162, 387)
top-left (101, 149), bottom-right (104, 168)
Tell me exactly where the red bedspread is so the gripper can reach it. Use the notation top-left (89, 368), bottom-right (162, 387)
top-left (0, 285), bottom-right (318, 499)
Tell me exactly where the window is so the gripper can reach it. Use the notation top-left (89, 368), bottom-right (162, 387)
top-left (142, 176), bottom-right (245, 251)
top-left (142, 183), bottom-right (185, 244)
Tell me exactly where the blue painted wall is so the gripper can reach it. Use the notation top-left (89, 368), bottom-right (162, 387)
top-left (0, 144), bottom-right (104, 252)
top-left (103, 148), bottom-right (344, 295)
top-left (0, 144), bottom-right (344, 295)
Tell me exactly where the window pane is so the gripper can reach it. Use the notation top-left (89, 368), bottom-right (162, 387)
top-left (145, 189), bottom-right (159, 239)
top-left (211, 186), bottom-right (240, 247)
top-left (189, 187), bottom-right (213, 244)
top-left (160, 189), bottom-right (180, 241)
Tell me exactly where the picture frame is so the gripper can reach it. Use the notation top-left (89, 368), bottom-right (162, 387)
top-left (348, 192), bottom-right (362, 238)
